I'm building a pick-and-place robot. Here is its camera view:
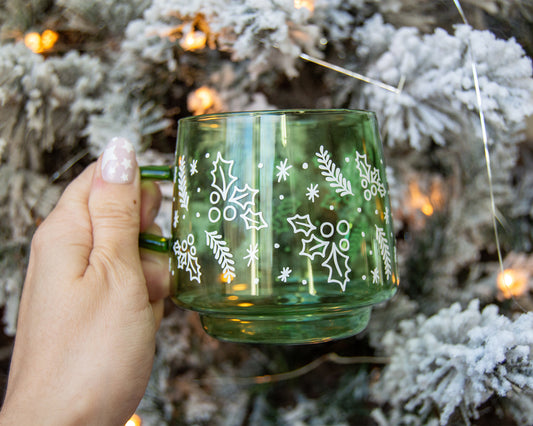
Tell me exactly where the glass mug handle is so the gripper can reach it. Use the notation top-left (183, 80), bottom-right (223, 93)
top-left (138, 165), bottom-right (173, 253)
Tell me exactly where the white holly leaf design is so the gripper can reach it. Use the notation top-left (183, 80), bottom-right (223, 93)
top-left (354, 151), bottom-right (372, 181)
top-left (299, 234), bottom-right (330, 260)
top-left (321, 244), bottom-right (351, 292)
top-left (172, 236), bottom-right (202, 283)
top-left (316, 145), bottom-right (353, 197)
top-left (375, 225), bottom-right (392, 280)
top-left (205, 230), bottom-right (236, 283)
top-left (172, 240), bottom-right (187, 269)
top-left (240, 208), bottom-right (268, 230)
top-left (186, 255), bottom-right (202, 283)
top-left (355, 151), bottom-right (386, 200)
top-left (210, 152), bottom-right (238, 200)
top-left (178, 156), bottom-right (189, 211)
top-left (287, 213), bottom-right (317, 237)
top-left (228, 184), bottom-right (258, 210)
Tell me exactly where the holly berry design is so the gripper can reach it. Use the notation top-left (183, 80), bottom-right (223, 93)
top-left (172, 144), bottom-right (394, 293)
top-left (172, 234), bottom-right (201, 283)
top-left (287, 214), bottom-right (352, 292)
top-left (354, 151), bottom-right (386, 201)
top-left (208, 152), bottom-right (267, 230)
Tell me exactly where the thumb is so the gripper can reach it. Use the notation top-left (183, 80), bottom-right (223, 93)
top-left (88, 137), bottom-right (142, 269)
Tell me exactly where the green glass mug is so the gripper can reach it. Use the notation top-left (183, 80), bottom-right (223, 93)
top-left (141, 109), bottom-right (398, 344)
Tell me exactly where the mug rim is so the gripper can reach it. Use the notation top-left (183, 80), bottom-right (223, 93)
top-left (180, 108), bottom-right (376, 122)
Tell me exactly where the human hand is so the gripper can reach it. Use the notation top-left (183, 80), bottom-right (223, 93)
top-left (0, 137), bottom-right (170, 425)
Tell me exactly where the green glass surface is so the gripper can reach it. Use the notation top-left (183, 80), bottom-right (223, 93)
top-left (146, 109), bottom-right (398, 344)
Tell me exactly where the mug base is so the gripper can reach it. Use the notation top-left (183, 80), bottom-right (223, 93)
top-left (199, 306), bottom-right (372, 344)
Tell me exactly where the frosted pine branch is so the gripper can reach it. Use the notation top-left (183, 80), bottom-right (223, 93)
top-left (316, 145), bottom-right (354, 197)
top-left (371, 300), bottom-right (533, 426)
top-left (352, 15), bottom-right (533, 150)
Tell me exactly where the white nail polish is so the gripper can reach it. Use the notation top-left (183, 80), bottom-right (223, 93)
top-left (102, 137), bottom-right (136, 184)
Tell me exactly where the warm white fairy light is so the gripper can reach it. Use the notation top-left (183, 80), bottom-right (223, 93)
top-left (187, 86), bottom-right (222, 115)
top-left (24, 29), bottom-right (59, 54)
top-left (125, 413), bottom-right (142, 426)
top-left (408, 181), bottom-right (434, 217)
top-left (294, 0), bottom-right (314, 13)
top-left (180, 30), bottom-right (207, 51)
top-left (497, 269), bottom-right (528, 299)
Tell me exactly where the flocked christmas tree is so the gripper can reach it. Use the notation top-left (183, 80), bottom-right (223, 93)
top-left (1, 0), bottom-right (533, 424)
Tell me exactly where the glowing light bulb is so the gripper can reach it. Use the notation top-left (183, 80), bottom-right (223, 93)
top-left (41, 29), bottom-right (59, 50)
top-left (180, 30), bottom-right (207, 51)
top-left (408, 181), bottom-right (434, 217)
top-left (294, 0), bottom-right (314, 12)
top-left (24, 30), bottom-right (59, 54)
top-left (24, 32), bottom-right (43, 53)
top-left (125, 413), bottom-right (142, 426)
top-left (187, 86), bottom-right (221, 116)
top-left (497, 269), bottom-right (528, 299)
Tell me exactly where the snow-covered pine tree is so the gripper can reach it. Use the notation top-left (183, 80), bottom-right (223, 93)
top-left (1, 0), bottom-right (532, 424)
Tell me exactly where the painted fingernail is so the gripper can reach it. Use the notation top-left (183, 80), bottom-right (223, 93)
top-left (101, 137), bottom-right (136, 184)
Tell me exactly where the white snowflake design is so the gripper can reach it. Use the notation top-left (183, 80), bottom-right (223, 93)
top-left (278, 267), bottom-right (292, 283)
top-left (276, 158), bottom-right (293, 182)
top-left (174, 151), bottom-right (271, 286)
top-left (189, 159), bottom-right (198, 175)
top-left (371, 267), bottom-right (381, 284)
top-left (244, 243), bottom-right (259, 267)
top-left (306, 183), bottom-right (320, 202)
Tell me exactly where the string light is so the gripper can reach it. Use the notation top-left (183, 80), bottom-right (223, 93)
top-left (408, 181), bottom-right (434, 217)
top-left (24, 32), bottom-right (42, 53)
top-left (299, 53), bottom-right (405, 94)
top-left (160, 13), bottom-right (213, 50)
top-left (187, 86), bottom-right (222, 115)
top-left (407, 179), bottom-right (444, 219)
top-left (24, 29), bottom-right (59, 54)
top-left (125, 413), bottom-right (142, 426)
top-left (180, 30), bottom-right (207, 51)
top-left (497, 269), bottom-right (528, 299)
top-left (294, 0), bottom-right (315, 13)
top-left (41, 30), bottom-right (59, 50)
